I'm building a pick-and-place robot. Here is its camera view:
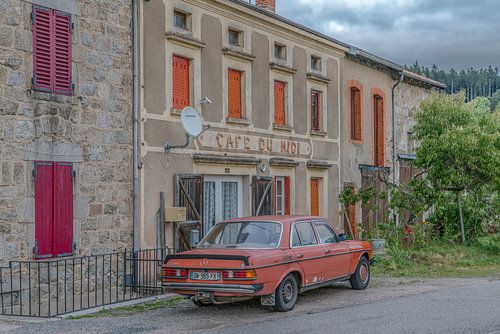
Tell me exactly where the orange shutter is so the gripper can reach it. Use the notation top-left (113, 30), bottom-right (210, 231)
top-left (284, 176), bottom-right (290, 215)
top-left (374, 96), bottom-right (385, 166)
top-left (311, 91), bottom-right (321, 131)
top-left (172, 55), bottom-right (190, 110)
top-left (228, 69), bottom-right (242, 119)
top-left (274, 81), bottom-right (286, 126)
top-left (348, 203), bottom-right (357, 239)
top-left (351, 88), bottom-right (361, 141)
top-left (310, 178), bottom-right (319, 216)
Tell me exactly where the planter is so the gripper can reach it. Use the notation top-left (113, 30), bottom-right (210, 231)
top-left (371, 238), bottom-right (386, 253)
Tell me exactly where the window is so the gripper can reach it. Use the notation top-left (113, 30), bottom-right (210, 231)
top-left (350, 87), bottom-right (362, 141)
top-left (274, 81), bottom-right (286, 126)
top-left (198, 222), bottom-right (282, 249)
top-left (228, 29), bottom-right (243, 47)
top-left (292, 222), bottom-right (318, 247)
top-left (310, 178), bottom-right (320, 216)
top-left (407, 131), bottom-right (415, 154)
top-left (172, 55), bottom-right (190, 110)
top-left (311, 90), bottom-right (322, 131)
top-left (34, 162), bottom-right (74, 258)
top-left (343, 184), bottom-right (357, 239)
top-left (313, 221), bottom-right (337, 244)
top-left (275, 176), bottom-right (290, 215)
top-left (174, 10), bottom-right (188, 30)
top-left (32, 6), bottom-right (72, 95)
top-left (274, 43), bottom-right (286, 60)
top-left (228, 69), bottom-right (243, 119)
top-left (311, 55), bottom-right (322, 71)
top-left (374, 94), bottom-right (385, 166)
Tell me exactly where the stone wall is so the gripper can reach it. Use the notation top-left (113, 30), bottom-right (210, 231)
top-left (0, 0), bottom-right (133, 262)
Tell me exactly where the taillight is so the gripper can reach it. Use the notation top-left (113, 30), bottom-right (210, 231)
top-left (163, 268), bottom-right (188, 279)
top-left (223, 270), bottom-right (257, 280)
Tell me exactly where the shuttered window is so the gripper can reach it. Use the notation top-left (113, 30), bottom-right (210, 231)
top-left (228, 69), bottom-right (242, 119)
top-left (32, 6), bottom-right (72, 95)
top-left (311, 90), bottom-right (322, 131)
top-left (274, 81), bottom-right (286, 126)
top-left (374, 95), bottom-right (385, 166)
top-left (350, 87), bottom-right (362, 141)
top-left (34, 162), bottom-right (74, 258)
top-left (172, 55), bottom-right (191, 110)
top-left (274, 176), bottom-right (290, 215)
top-left (310, 178), bottom-right (320, 216)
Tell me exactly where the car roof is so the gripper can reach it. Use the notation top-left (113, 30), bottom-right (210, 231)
top-left (219, 215), bottom-right (325, 226)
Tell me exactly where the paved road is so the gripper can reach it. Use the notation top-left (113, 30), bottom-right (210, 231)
top-left (2, 277), bottom-right (499, 334)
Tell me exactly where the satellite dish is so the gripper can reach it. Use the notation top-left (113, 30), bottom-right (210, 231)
top-left (181, 107), bottom-right (203, 138)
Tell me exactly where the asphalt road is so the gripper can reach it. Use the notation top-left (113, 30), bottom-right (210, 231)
top-left (2, 277), bottom-right (499, 334)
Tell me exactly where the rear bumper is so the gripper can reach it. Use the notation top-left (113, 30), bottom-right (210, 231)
top-left (162, 282), bottom-right (263, 294)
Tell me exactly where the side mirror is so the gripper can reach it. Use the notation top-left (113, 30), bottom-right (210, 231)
top-left (338, 234), bottom-right (348, 241)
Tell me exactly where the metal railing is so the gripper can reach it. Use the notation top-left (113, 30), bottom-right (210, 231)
top-left (0, 248), bottom-right (173, 317)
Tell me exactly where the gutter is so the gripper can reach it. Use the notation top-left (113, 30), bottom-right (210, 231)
top-left (132, 0), bottom-right (139, 253)
top-left (391, 72), bottom-right (404, 225)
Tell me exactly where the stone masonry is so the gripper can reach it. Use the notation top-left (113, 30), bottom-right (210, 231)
top-left (0, 0), bottom-right (133, 263)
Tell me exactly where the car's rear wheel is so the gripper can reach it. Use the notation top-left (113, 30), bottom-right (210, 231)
top-left (349, 256), bottom-right (370, 290)
top-left (273, 273), bottom-right (298, 312)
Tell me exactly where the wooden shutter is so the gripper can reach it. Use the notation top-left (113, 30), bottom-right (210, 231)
top-left (252, 176), bottom-right (274, 216)
top-left (34, 162), bottom-right (54, 258)
top-left (53, 163), bottom-right (74, 256)
top-left (32, 6), bottom-right (53, 92)
top-left (310, 178), bottom-right (319, 216)
top-left (172, 55), bottom-right (190, 110)
top-left (351, 88), bottom-right (361, 141)
top-left (374, 95), bottom-right (385, 166)
top-left (274, 81), bottom-right (286, 126)
top-left (284, 176), bottom-right (291, 215)
top-left (311, 91), bottom-right (321, 131)
top-left (228, 69), bottom-right (242, 119)
top-left (174, 174), bottom-right (203, 251)
top-left (343, 185), bottom-right (358, 239)
top-left (53, 11), bottom-right (72, 95)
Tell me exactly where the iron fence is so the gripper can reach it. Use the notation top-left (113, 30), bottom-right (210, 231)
top-left (0, 248), bottom-right (173, 317)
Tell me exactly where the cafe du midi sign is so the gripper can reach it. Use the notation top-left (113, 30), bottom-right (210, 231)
top-left (197, 131), bottom-right (311, 157)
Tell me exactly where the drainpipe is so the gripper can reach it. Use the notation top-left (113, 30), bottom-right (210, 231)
top-left (391, 72), bottom-right (404, 226)
top-left (132, 0), bottom-right (140, 253)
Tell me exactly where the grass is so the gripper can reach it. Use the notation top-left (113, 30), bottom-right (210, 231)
top-left (67, 296), bottom-right (185, 319)
top-left (372, 241), bottom-right (500, 278)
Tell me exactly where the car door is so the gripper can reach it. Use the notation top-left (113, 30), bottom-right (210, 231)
top-left (312, 220), bottom-right (351, 280)
top-left (290, 221), bottom-right (326, 286)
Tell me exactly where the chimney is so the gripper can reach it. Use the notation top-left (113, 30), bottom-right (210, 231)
top-left (255, 0), bottom-right (276, 12)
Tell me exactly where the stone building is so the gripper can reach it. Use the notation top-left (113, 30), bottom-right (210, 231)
top-left (139, 0), bottom-right (444, 250)
top-left (0, 0), bottom-right (134, 262)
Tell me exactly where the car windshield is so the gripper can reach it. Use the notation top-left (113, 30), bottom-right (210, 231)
top-left (198, 221), bottom-right (282, 249)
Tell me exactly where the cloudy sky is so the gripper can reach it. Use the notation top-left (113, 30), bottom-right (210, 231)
top-left (275, 0), bottom-right (500, 70)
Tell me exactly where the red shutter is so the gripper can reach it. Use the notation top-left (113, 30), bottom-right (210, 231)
top-left (311, 91), bottom-right (321, 131)
top-left (53, 163), bottom-right (73, 256)
top-left (228, 69), bottom-right (242, 119)
top-left (374, 96), bottom-right (385, 166)
top-left (310, 178), bottom-right (319, 216)
top-left (32, 6), bottom-right (53, 92)
top-left (53, 11), bottom-right (72, 95)
top-left (274, 81), bottom-right (286, 126)
top-left (35, 162), bottom-right (54, 258)
top-left (172, 55), bottom-right (190, 110)
top-left (351, 88), bottom-right (362, 141)
top-left (284, 176), bottom-right (290, 215)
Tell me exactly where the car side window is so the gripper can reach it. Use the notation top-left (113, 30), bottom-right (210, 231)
top-left (292, 222), bottom-right (318, 247)
top-left (313, 222), bottom-right (338, 244)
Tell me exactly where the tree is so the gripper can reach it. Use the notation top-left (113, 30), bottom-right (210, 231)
top-left (491, 90), bottom-right (500, 111)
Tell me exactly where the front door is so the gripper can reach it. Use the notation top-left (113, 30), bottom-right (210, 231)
top-left (202, 176), bottom-right (243, 235)
top-left (313, 220), bottom-right (351, 279)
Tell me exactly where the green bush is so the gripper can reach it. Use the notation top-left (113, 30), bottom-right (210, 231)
top-left (476, 234), bottom-right (500, 252)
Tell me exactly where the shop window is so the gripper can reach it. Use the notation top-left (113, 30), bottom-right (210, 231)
top-left (228, 28), bottom-right (243, 47)
top-left (274, 176), bottom-right (290, 215)
top-left (228, 69), bottom-right (243, 119)
top-left (374, 94), bottom-right (385, 166)
top-left (311, 90), bottom-right (322, 131)
top-left (274, 43), bottom-right (287, 61)
top-left (34, 162), bottom-right (74, 258)
top-left (172, 55), bottom-right (190, 111)
top-left (350, 87), bottom-right (362, 141)
top-left (174, 9), bottom-right (190, 31)
top-left (32, 6), bottom-right (72, 95)
top-left (310, 178), bottom-right (321, 216)
top-left (274, 81), bottom-right (287, 126)
top-left (311, 55), bottom-right (322, 71)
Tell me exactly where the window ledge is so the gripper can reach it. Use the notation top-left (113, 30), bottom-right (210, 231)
top-left (273, 124), bottom-right (293, 132)
top-left (307, 160), bottom-right (334, 169)
top-left (170, 108), bottom-right (182, 116)
top-left (270, 62), bottom-right (297, 75)
top-left (269, 158), bottom-right (300, 168)
top-left (310, 129), bottom-right (327, 137)
top-left (307, 72), bottom-right (331, 84)
top-left (226, 117), bottom-right (250, 126)
top-left (222, 47), bottom-right (256, 62)
top-left (166, 31), bottom-right (206, 49)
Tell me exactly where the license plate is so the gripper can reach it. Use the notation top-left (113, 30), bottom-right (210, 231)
top-left (190, 272), bottom-right (220, 281)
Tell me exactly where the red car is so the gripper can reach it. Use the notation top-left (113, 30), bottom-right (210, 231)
top-left (162, 216), bottom-right (373, 312)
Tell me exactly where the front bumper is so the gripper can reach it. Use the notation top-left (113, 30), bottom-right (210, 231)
top-left (162, 282), bottom-right (263, 294)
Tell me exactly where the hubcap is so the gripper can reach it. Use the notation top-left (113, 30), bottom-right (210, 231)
top-left (359, 263), bottom-right (369, 284)
top-left (282, 280), bottom-right (294, 304)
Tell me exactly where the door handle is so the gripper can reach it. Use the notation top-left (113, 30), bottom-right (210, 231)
top-left (324, 249), bottom-right (331, 254)
top-left (297, 254), bottom-right (304, 259)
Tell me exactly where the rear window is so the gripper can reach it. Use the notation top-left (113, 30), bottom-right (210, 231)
top-left (198, 222), bottom-right (282, 249)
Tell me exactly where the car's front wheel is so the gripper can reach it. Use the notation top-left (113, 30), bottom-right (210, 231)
top-left (273, 273), bottom-right (298, 312)
top-left (349, 256), bottom-right (370, 290)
